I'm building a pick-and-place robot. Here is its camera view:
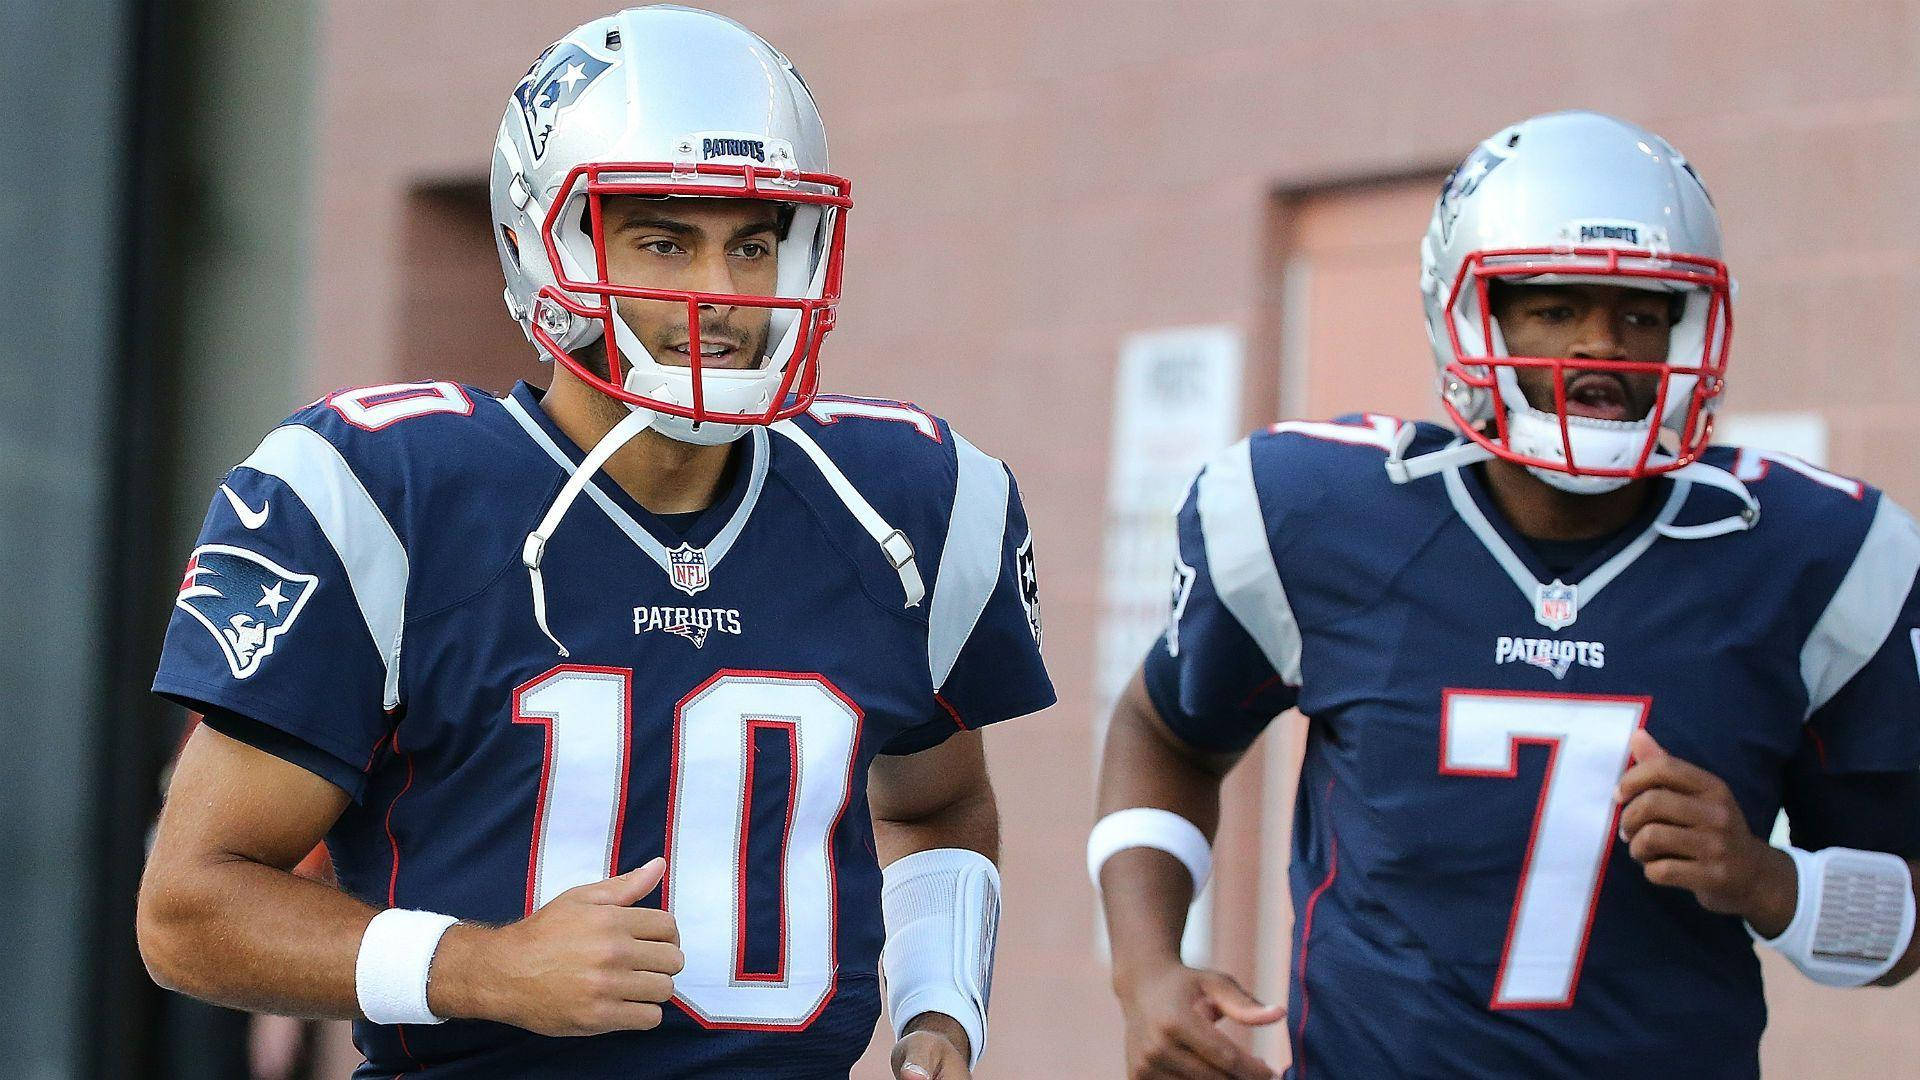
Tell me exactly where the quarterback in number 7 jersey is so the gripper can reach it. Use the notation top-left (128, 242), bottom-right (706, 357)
top-left (140, 8), bottom-right (1052, 1079)
top-left (1093, 111), bottom-right (1920, 1080)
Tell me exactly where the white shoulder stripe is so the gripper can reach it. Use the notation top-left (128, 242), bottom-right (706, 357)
top-left (1802, 497), bottom-right (1920, 716)
top-left (239, 425), bottom-right (409, 710)
top-left (929, 432), bottom-right (1010, 692)
top-left (1196, 439), bottom-right (1303, 686)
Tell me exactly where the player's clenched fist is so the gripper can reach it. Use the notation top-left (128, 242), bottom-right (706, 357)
top-left (891, 1011), bottom-right (972, 1079)
top-left (429, 857), bottom-right (686, 1036)
top-left (1115, 962), bottom-right (1283, 1080)
top-left (1615, 731), bottom-right (1799, 933)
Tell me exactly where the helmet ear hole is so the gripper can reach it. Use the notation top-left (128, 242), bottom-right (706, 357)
top-left (499, 226), bottom-right (521, 269)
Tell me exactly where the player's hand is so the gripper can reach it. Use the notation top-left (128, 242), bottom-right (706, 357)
top-left (1616, 730), bottom-right (1798, 933)
top-left (1115, 960), bottom-right (1284, 1079)
top-left (891, 1011), bottom-right (971, 1079)
top-left (429, 856), bottom-right (685, 1037)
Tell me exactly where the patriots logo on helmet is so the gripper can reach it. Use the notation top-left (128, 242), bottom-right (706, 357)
top-left (513, 42), bottom-right (614, 162)
top-left (1437, 143), bottom-right (1510, 245)
top-left (175, 545), bottom-right (318, 679)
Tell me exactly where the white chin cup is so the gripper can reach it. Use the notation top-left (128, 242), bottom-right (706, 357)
top-left (1498, 367), bottom-right (1646, 494)
top-left (608, 308), bottom-right (781, 446)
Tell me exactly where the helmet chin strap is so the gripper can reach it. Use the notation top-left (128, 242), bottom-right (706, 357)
top-left (1653, 461), bottom-right (1760, 539)
top-left (522, 404), bottom-right (658, 655)
top-left (1385, 423), bottom-right (1493, 483)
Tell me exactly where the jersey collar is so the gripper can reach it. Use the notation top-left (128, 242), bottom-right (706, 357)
top-left (1445, 457), bottom-right (1689, 631)
top-left (500, 381), bottom-right (767, 575)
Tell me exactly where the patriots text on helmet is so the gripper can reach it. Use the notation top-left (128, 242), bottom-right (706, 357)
top-left (701, 137), bottom-right (765, 162)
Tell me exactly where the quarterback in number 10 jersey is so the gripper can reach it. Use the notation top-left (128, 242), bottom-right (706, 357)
top-left (153, 380), bottom-right (1054, 1078)
top-left (1147, 416), bottom-right (1920, 1079)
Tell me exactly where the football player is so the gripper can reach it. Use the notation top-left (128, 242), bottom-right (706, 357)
top-left (137, 8), bottom-right (1052, 1079)
top-left (1091, 111), bottom-right (1920, 1079)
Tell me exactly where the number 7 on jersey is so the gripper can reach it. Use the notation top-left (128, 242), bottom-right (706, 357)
top-left (1439, 689), bottom-right (1650, 1009)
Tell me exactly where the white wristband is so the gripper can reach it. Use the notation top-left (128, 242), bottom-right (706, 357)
top-left (881, 848), bottom-right (1000, 1068)
top-left (1087, 807), bottom-right (1212, 895)
top-left (356, 908), bottom-right (460, 1025)
top-left (1748, 845), bottom-right (1915, 987)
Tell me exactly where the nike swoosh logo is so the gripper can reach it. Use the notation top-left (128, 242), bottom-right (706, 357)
top-left (221, 484), bottom-right (270, 529)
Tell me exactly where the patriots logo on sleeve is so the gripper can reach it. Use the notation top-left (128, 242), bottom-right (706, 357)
top-left (1017, 532), bottom-right (1042, 647)
top-left (1167, 555), bottom-right (1197, 658)
top-left (176, 545), bottom-right (318, 679)
top-left (513, 42), bottom-right (614, 162)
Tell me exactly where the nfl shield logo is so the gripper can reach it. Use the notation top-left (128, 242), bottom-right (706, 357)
top-left (1534, 579), bottom-right (1579, 631)
top-left (668, 543), bottom-right (710, 597)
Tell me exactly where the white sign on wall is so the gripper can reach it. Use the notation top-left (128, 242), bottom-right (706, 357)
top-left (1714, 411), bottom-right (1830, 467)
top-left (1091, 324), bottom-right (1245, 966)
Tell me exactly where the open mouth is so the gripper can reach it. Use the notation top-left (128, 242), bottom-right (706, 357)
top-left (665, 340), bottom-right (746, 365)
top-left (1563, 371), bottom-right (1636, 422)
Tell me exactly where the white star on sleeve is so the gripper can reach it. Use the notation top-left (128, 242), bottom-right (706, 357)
top-left (257, 581), bottom-right (289, 616)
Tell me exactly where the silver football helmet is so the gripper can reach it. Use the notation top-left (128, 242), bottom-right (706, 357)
top-left (1419, 111), bottom-right (1732, 493)
top-left (491, 5), bottom-right (849, 446)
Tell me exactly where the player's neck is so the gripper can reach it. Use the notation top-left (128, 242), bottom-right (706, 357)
top-left (1479, 458), bottom-right (1652, 542)
top-left (541, 371), bottom-right (738, 515)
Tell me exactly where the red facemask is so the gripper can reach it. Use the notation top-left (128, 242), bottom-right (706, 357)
top-left (1439, 244), bottom-right (1733, 478)
top-left (527, 160), bottom-right (852, 427)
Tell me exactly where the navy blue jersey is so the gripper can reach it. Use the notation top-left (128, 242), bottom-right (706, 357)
top-left (154, 381), bottom-right (1054, 1079)
top-left (1144, 415), bottom-right (1920, 1079)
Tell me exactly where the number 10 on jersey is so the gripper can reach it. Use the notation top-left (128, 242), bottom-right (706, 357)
top-left (1439, 689), bottom-right (1649, 1009)
top-left (514, 666), bottom-right (862, 1030)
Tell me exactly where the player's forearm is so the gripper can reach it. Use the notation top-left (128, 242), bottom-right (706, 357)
top-left (870, 746), bottom-right (1001, 1069)
top-left (1094, 686), bottom-right (1233, 989)
top-left (1734, 843), bottom-right (1800, 940)
top-left (137, 854), bottom-right (377, 1019)
top-left (1100, 848), bottom-right (1204, 991)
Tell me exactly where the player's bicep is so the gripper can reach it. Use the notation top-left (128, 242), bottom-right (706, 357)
top-left (153, 723), bottom-right (349, 872)
top-left (1120, 667), bottom-right (1248, 780)
top-left (868, 730), bottom-right (992, 825)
